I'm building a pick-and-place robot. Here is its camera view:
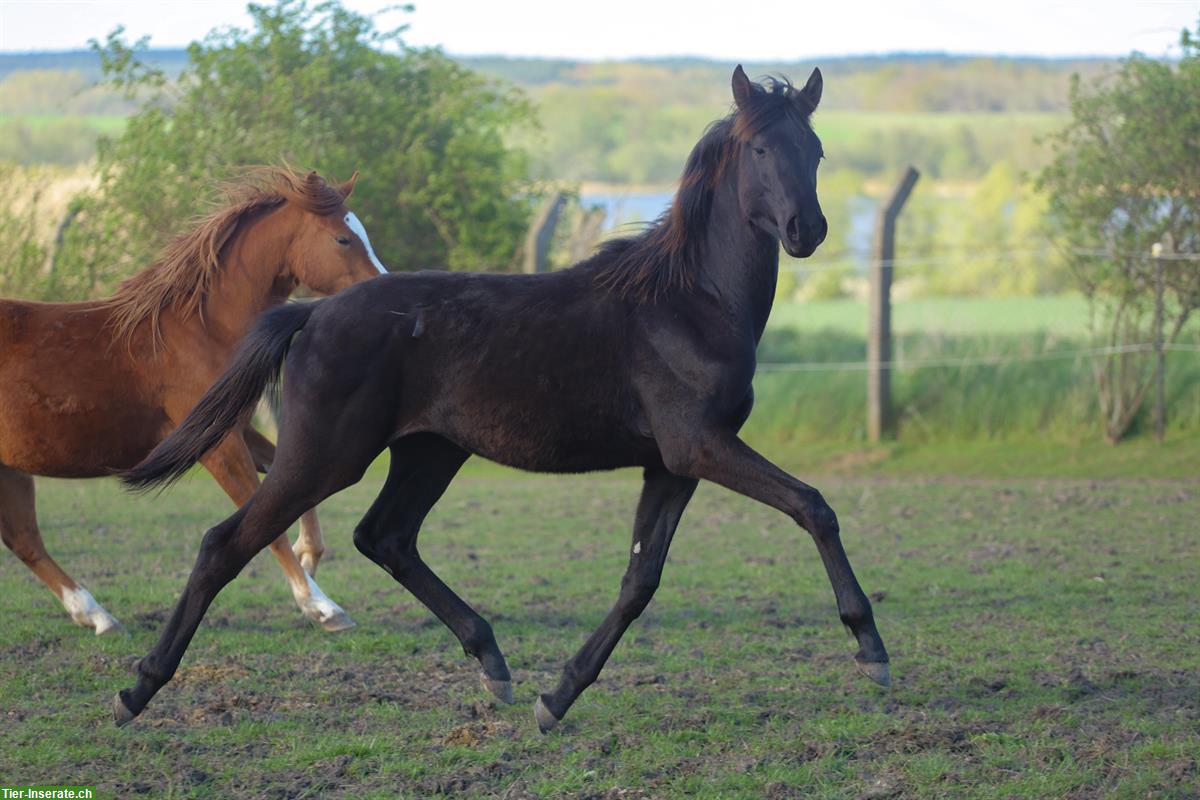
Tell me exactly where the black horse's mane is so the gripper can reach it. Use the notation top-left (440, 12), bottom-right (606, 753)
top-left (591, 76), bottom-right (814, 303)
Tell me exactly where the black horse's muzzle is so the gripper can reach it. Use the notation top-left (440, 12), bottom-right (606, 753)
top-left (782, 213), bottom-right (827, 258)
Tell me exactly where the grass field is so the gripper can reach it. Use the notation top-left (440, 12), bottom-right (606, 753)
top-left (766, 296), bottom-right (1090, 337)
top-left (747, 295), bottom-right (1200, 454)
top-left (0, 113), bottom-right (126, 135)
top-left (0, 113), bottom-right (122, 165)
top-left (0, 463), bottom-right (1196, 798)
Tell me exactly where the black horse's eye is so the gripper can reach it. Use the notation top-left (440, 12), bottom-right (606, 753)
top-left (336, 235), bottom-right (352, 246)
top-left (753, 146), bottom-right (766, 156)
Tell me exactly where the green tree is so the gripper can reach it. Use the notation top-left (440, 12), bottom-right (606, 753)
top-left (0, 164), bottom-right (49, 296)
top-left (1037, 18), bottom-right (1200, 442)
top-left (57, 0), bottom-right (536, 298)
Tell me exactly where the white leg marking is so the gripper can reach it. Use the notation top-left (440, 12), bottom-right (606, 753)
top-left (344, 212), bottom-right (388, 274)
top-left (632, 541), bottom-right (641, 554)
top-left (60, 586), bottom-right (121, 635)
top-left (298, 572), bottom-right (348, 624)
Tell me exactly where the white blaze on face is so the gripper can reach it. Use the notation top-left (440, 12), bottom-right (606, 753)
top-left (344, 212), bottom-right (388, 275)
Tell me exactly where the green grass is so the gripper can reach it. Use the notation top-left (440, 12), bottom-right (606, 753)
top-left (812, 110), bottom-right (1066, 146)
top-left (759, 436), bottom-right (1200, 481)
top-left (748, 296), bottom-right (1200, 452)
top-left (0, 113), bottom-right (126, 135)
top-left (767, 296), bottom-right (1091, 337)
top-left (0, 467), bottom-right (1196, 797)
top-left (0, 113), bottom-right (124, 164)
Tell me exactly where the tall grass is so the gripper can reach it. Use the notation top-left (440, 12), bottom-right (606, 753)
top-left (747, 324), bottom-right (1200, 444)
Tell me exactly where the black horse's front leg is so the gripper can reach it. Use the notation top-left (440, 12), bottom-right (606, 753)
top-left (536, 467), bottom-right (697, 732)
top-left (659, 426), bottom-right (890, 686)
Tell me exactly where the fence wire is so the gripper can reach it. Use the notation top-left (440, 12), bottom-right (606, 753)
top-left (757, 343), bottom-right (1200, 373)
top-left (780, 246), bottom-right (1200, 273)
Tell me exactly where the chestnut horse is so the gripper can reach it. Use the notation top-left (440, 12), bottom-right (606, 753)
top-left (0, 167), bottom-right (386, 634)
top-left (118, 68), bottom-right (890, 732)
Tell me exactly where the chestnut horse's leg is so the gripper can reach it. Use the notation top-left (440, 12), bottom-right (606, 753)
top-left (660, 426), bottom-right (890, 687)
top-left (244, 427), bottom-right (325, 576)
top-left (199, 435), bottom-right (354, 632)
top-left (352, 434), bottom-right (514, 704)
top-left (0, 465), bottom-right (121, 634)
top-left (536, 467), bottom-right (697, 732)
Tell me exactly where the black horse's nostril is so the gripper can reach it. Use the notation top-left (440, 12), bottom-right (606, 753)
top-left (786, 215), bottom-right (802, 244)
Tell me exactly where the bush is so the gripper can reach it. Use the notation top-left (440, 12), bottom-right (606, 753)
top-left (54, 0), bottom-right (537, 300)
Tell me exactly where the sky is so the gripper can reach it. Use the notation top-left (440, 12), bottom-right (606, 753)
top-left (0, 0), bottom-right (1196, 59)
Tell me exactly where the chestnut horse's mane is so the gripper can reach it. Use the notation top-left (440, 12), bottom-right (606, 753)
top-left (101, 166), bottom-right (347, 345)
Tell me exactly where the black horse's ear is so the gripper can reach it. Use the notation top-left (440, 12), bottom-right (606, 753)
top-left (732, 64), bottom-right (753, 109)
top-left (799, 67), bottom-right (823, 111)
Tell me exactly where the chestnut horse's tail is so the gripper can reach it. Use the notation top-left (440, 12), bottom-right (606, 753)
top-left (121, 301), bottom-right (320, 492)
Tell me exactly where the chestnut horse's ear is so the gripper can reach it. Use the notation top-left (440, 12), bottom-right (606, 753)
top-left (799, 67), bottom-right (823, 111)
top-left (336, 170), bottom-right (359, 200)
top-left (731, 64), bottom-right (753, 109)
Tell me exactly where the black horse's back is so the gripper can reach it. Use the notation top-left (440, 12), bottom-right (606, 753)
top-left (300, 267), bottom-right (654, 473)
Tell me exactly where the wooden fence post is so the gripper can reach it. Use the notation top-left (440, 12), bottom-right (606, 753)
top-left (524, 192), bottom-right (567, 274)
top-left (867, 166), bottom-right (920, 442)
top-left (568, 206), bottom-right (607, 263)
top-left (1151, 233), bottom-right (1173, 443)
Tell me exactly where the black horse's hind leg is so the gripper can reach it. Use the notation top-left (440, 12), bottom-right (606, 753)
top-left (536, 467), bottom-right (697, 732)
top-left (114, 416), bottom-right (387, 725)
top-left (114, 485), bottom-right (312, 724)
top-left (660, 426), bottom-right (890, 686)
top-left (352, 434), bottom-right (514, 703)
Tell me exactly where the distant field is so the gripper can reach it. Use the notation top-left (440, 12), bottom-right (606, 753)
top-left (0, 113), bottom-right (123, 164)
top-left (0, 469), bottom-right (1195, 798)
top-left (812, 110), bottom-right (1065, 146)
top-left (767, 295), bottom-right (1089, 337)
top-left (0, 113), bottom-right (126, 134)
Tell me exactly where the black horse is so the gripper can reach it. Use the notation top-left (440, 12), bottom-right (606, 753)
top-left (117, 65), bottom-right (890, 732)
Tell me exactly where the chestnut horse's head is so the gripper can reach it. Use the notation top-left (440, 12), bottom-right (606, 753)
top-left (101, 167), bottom-right (389, 348)
top-left (271, 170), bottom-right (388, 294)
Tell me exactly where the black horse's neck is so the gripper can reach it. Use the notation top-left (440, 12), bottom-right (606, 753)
top-left (592, 127), bottom-right (784, 342)
top-left (690, 169), bottom-right (780, 343)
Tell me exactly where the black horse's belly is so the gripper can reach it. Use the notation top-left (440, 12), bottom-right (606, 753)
top-left (440, 385), bottom-right (653, 474)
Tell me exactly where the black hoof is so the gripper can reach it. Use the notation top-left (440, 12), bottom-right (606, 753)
top-left (534, 695), bottom-right (560, 734)
top-left (855, 659), bottom-right (892, 688)
top-left (112, 691), bottom-right (137, 727)
top-left (480, 673), bottom-right (515, 704)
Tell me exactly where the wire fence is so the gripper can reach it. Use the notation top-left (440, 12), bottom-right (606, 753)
top-left (779, 246), bottom-right (1200, 273)
top-left (758, 342), bottom-right (1200, 373)
top-left (763, 243), bottom-right (1198, 373)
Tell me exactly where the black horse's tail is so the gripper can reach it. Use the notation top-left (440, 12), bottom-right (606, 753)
top-left (122, 301), bottom-right (320, 492)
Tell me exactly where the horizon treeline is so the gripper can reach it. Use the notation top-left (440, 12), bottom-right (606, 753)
top-left (1, 50), bottom-right (1109, 175)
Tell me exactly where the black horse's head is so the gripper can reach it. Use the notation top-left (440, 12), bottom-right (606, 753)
top-left (730, 65), bottom-right (826, 258)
